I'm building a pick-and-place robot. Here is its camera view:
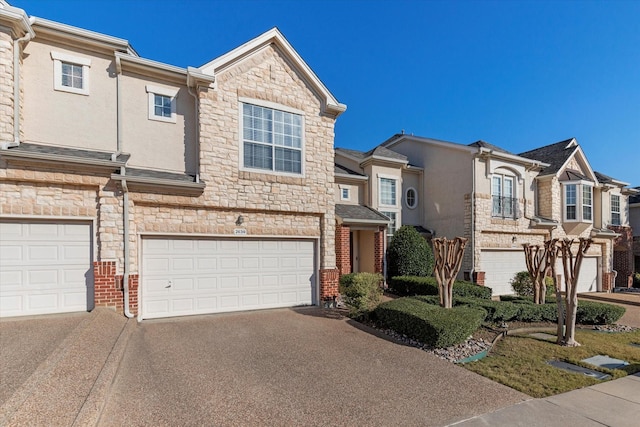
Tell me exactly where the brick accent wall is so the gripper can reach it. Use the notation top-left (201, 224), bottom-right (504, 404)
top-left (374, 227), bottom-right (384, 274)
top-left (610, 225), bottom-right (633, 287)
top-left (94, 261), bottom-right (122, 312)
top-left (335, 224), bottom-right (351, 276)
top-left (320, 268), bottom-right (340, 300)
top-left (94, 261), bottom-right (138, 315)
top-left (602, 271), bottom-right (615, 292)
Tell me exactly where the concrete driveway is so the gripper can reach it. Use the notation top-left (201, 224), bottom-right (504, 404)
top-left (98, 308), bottom-right (528, 426)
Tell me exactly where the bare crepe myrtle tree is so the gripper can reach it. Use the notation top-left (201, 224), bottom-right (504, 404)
top-left (522, 243), bottom-right (548, 304)
top-left (543, 239), bottom-right (563, 343)
top-left (558, 238), bottom-right (592, 347)
top-left (432, 237), bottom-right (468, 309)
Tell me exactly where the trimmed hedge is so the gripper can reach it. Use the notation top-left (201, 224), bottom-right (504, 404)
top-left (577, 300), bottom-right (626, 324)
top-left (374, 297), bottom-right (486, 348)
top-left (418, 295), bottom-right (624, 325)
top-left (389, 276), bottom-right (492, 300)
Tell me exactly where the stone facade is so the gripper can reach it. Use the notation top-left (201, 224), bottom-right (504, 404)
top-left (0, 16), bottom-right (343, 317)
top-left (0, 30), bottom-right (14, 143)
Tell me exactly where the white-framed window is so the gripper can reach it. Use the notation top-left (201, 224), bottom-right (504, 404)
top-left (492, 174), bottom-right (516, 218)
top-left (611, 194), bottom-right (621, 225)
top-left (381, 211), bottom-right (397, 238)
top-left (582, 185), bottom-right (592, 221)
top-left (51, 51), bottom-right (91, 95)
top-left (405, 187), bottom-right (417, 209)
top-left (563, 182), bottom-right (593, 222)
top-left (341, 187), bottom-right (350, 201)
top-left (379, 177), bottom-right (397, 206)
top-left (240, 101), bottom-right (304, 175)
top-left (146, 85), bottom-right (178, 123)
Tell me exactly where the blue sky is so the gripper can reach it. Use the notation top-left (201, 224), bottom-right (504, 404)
top-left (12, 0), bottom-right (640, 186)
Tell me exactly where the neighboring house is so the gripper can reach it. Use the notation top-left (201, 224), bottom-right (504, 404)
top-left (0, 1), bottom-right (345, 319)
top-left (333, 146), bottom-right (414, 277)
top-left (630, 188), bottom-right (640, 274)
top-left (340, 134), bottom-right (636, 296)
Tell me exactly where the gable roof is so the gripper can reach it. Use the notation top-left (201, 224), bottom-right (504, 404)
top-left (334, 163), bottom-right (366, 177)
top-left (335, 204), bottom-right (390, 225)
top-left (335, 146), bottom-right (408, 164)
top-left (199, 27), bottom-right (346, 117)
top-left (518, 138), bottom-right (580, 176)
top-left (468, 140), bottom-right (513, 155)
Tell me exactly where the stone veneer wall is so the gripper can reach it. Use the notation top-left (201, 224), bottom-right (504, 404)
top-left (0, 31), bottom-right (14, 142)
top-left (197, 44), bottom-right (339, 298)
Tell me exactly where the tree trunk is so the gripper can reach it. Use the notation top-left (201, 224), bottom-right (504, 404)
top-left (558, 238), bottom-right (591, 347)
top-left (433, 237), bottom-right (468, 309)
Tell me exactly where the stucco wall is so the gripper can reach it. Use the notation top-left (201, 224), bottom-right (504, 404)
top-left (120, 72), bottom-right (197, 174)
top-left (22, 39), bottom-right (117, 151)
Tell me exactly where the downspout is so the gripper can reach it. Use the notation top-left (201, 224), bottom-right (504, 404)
top-left (470, 152), bottom-right (477, 282)
top-left (3, 30), bottom-right (33, 149)
top-left (187, 83), bottom-right (200, 183)
top-left (120, 170), bottom-right (133, 318)
top-left (114, 55), bottom-right (132, 318)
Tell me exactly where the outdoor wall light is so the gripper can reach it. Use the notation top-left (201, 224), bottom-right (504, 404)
top-left (236, 215), bottom-right (244, 226)
top-left (512, 236), bottom-right (517, 244)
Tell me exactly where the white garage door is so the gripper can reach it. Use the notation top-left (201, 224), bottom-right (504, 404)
top-left (556, 257), bottom-right (599, 293)
top-left (480, 250), bottom-right (528, 296)
top-left (0, 220), bottom-right (93, 317)
top-left (141, 237), bottom-right (316, 319)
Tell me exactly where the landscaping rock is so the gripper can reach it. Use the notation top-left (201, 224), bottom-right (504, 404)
top-left (592, 324), bottom-right (637, 333)
top-left (375, 326), bottom-right (492, 363)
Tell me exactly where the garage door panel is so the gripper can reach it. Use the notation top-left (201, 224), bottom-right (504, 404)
top-left (197, 277), bottom-right (218, 289)
top-left (29, 245), bottom-right (59, 261)
top-left (28, 269), bottom-right (59, 286)
top-left (242, 257), bottom-right (260, 269)
top-left (28, 292), bottom-right (59, 310)
top-left (172, 258), bottom-right (194, 270)
top-left (142, 238), bottom-right (316, 319)
top-left (1, 245), bottom-right (22, 261)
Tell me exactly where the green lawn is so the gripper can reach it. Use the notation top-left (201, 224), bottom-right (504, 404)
top-left (463, 329), bottom-right (640, 397)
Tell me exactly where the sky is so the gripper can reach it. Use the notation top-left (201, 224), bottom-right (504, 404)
top-left (11, 0), bottom-right (640, 186)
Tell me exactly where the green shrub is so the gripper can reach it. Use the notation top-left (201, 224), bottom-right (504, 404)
top-left (500, 295), bottom-right (534, 303)
top-left (339, 272), bottom-right (383, 315)
top-left (576, 300), bottom-right (626, 324)
top-left (455, 297), bottom-right (520, 322)
top-left (389, 276), bottom-right (492, 299)
top-left (633, 273), bottom-right (640, 288)
top-left (388, 276), bottom-right (439, 296)
top-left (510, 271), bottom-right (555, 298)
top-left (374, 297), bottom-right (485, 348)
top-left (453, 280), bottom-right (493, 299)
top-left (386, 226), bottom-right (434, 280)
top-left (516, 302), bottom-right (558, 322)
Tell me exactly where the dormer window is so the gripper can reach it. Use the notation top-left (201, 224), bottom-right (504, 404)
top-left (563, 182), bottom-right (593, 222)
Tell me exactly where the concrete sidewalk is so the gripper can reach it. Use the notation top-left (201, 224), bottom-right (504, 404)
top-left (451, 372), bottom-right (640, 427)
